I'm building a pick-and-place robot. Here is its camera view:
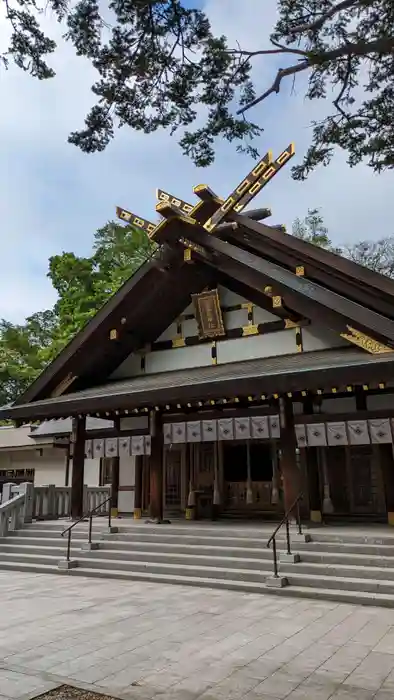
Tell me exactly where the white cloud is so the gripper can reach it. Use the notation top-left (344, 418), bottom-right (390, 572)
top-left (0, 0), bottom-right (393, 323)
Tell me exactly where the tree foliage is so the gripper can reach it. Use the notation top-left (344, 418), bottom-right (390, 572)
top-left (2, 0), bottom-right (393, 176)
top-left (0, 222), bottom-right (154, 403)
top-left (292, 208), bottom-right (337, 250)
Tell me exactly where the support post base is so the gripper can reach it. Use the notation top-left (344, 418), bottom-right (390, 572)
top-left (144, 518), bottom-right (171, 525)
top-left (266, 576), bottom-right (288, 589)
top-left (102, 526), bottom-right (119, 534)
top-left (292, 533), bottom-right (311, 543)
top-left (133, 508), bottom-right (142, 520)
top-left (58, 559), bottom-right (78, 570)
top-left (388, 512), bottom-right (394, 526)
top-left (80, 542), bottom-right (99, 551)
top-left (310, 510), bottom-right (322, 523)
top-left (280, 552), bottom-right (300, 564)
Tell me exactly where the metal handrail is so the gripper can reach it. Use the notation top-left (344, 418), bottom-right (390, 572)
top-left (61, 496), bottom-right (112, 561)
top-left (266, 492), bottom-right (303, 579)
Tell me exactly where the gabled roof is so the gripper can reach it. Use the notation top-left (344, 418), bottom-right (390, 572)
top-left (4, 145), bottom-right (394, 422)
top-left (5, 348), bottom-right (394, 421)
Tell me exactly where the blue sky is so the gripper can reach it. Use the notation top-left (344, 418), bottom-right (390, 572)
top-left (0, 0), bottom-right (393, 323)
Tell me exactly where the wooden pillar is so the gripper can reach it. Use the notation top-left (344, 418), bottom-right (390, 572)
top-left (109, 456), bottom-right (119, 517)
top-left (149, 412), bottom-right (164, 521)
top-left (306, 449), bottom-right (321, 522)
top-left (279, 397), bottom-right (301, 514)
top-left (303, 396), bottom-right (322, 523)
top-left (134, 456), bottom-right (143, 519)
top-left (380, 444), bottom-right (394, 525)
top-left (71, 416), bottom-right (86, 520)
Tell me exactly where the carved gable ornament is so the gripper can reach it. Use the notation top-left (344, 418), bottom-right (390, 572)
top-left (192, 289), bottom-right (225, 340)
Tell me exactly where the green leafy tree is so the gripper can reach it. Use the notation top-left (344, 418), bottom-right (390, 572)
top-left (292, 208), bottom-right (338, 250)
top-left (2, 1), bottom-right (393, 176)
top-left (0, 222), bottom-right (154, 402)
top-left (0, 311), bottom-right (57, 405)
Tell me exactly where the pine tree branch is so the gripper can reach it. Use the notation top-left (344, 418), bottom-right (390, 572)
top-left (289, 0), bottom-right (364, 34)
top-left (237, 36), bottom-right (394, 115)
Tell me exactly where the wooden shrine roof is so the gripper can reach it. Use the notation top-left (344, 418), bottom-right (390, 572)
top-left (4, 140), bottom-right (394, 422)
top-left (2, 348), bottom-right (394, 422)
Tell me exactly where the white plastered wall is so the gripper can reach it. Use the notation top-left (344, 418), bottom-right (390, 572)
top-left (109, 285), bottom-right (354, 380)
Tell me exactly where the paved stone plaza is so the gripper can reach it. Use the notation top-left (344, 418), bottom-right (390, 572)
top-left (2, 573), bottom-right (394, 700)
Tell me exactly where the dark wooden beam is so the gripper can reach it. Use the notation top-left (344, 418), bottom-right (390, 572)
top-left (160, 220), bottom-right (394, 347)
top-left (231, 212), bottom-right (394, 311)
top-left (224, 224), bottom-right (394, 321)
top-left (149, 412), bottom-right (164, 521)
top-left (71, 416), bottom-right (86, 520)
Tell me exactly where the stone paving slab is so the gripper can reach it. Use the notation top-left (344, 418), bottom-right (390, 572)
top-left (3, 572), bottom-right (394, 700)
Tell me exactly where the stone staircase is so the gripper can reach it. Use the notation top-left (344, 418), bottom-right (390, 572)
top-left (2, 521), bottom-right (394, 607)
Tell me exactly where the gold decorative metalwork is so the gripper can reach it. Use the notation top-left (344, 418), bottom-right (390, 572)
top-left (192, 289), bottom-right (225, 339)
top-left (284, 319), bottom-right (297, 329)
top-left (156, 188), bottom-right (194, 215)
top-left (203, 149), bottom-right (273, 232)
top-left (172, 337), bottom-right (186, 348)
top-left (109, 329), bottom-right (118, 340)
top-left (296, 326), bottom-right (303, 352)
top-left (242, 324), bottom-right (259, 336)
top-left (296, 266), bottom-right (305, 276)
top-left (116, 206), bottom-right (156, 237)
top-left (211, 341), bottom-right (218, 365)
top-left (223, 144), bottom-right (295, 220)
top-left (272, 296), bottom-right (282, 308)
top-left (50, 373), bottom-right (77, 398)
top-left (184, 248), bottom-right (192, 262)
top-left (340, 325), bottom-right (394, 354)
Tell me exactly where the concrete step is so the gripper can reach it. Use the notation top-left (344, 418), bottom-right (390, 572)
top-left (299, 550), bottom-right (394, 568)
top-left (0, 543), bottom-right (77, 557)
top-left (294, 540), bottom-right (394, 557)
top-left (73, 556), bottom-right (271, 583)
top-left (285, 571), bottom-right (394, 595)
top-left (308, 531), bottom-right (394, 546)
top-left (281, 560), bottom-right (394, 582)
top-left (95, 539), bottom-right (274, 558)
top-left (0, 551), bottom-right (271, 583)
top-left (80, 547), bottom-right (273, 569)
top-left (1, 558), bottom-right (394, 607)
top-left (0, 542), bottom-right (273, 571)
top-left (100, 531), bottom-right (271, 548)
top-left (11, 528), bottom-right (92, 540)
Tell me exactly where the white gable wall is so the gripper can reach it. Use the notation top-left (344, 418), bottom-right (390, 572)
top-left (110, 285), bottom-right (352, 380)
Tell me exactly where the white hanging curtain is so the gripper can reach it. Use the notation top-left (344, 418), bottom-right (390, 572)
top-left (269, 415), bottom-right (280, 439)
top-left (187, 421), bottom-right (202, 443)
top-left (369, 418), bottom-right (392, 444)
top-left (234, 416), bottom-right (251, 440)
top-left (326, 422), bottom-right (348, 446)
top-left (251, 416), bottom-right (269, 439)
top-left (84, 440), bottom-right (93, 458)
top-left (218, 417), bottom-right (234, 441)
top-left (347, 420), bottom-right (370, 445)
top-left (306, 423), bottom-right (327, 447)
top-left (202, 419), bottom-right (217, 442)
top-left (294, 424), bottom-right (307, 448)
top-left (172, 422), bottom-right (186, 444)
top-left (118, 436), bottom-right (131, 456)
